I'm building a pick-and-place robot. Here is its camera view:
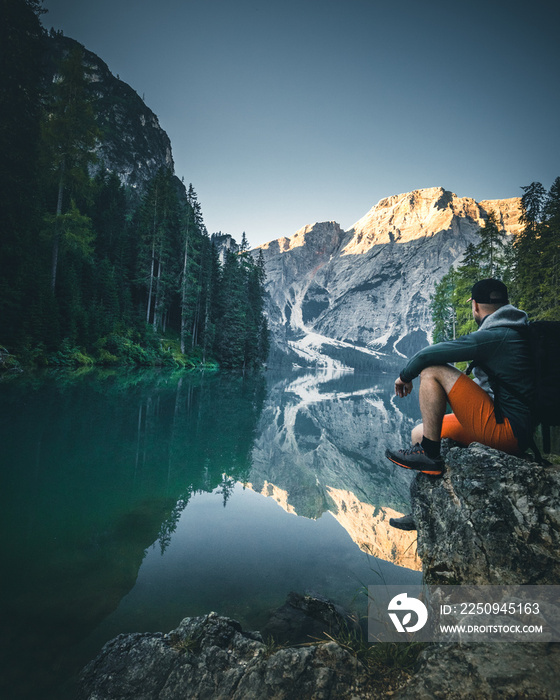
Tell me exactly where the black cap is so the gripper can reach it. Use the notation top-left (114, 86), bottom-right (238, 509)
top-left (470, 278), bottom-right (509, 305)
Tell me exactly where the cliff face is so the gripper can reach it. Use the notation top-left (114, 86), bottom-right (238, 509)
top-left (211, 232), bottom-right (240, 264)
top-left (44, 33), bottom-right (176, 194)
top-left (257, 188), bottom-right (522, 367)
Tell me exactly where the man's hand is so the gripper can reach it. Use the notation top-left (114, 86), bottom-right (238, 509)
top-left (395, 377), bottom-right (413, 398)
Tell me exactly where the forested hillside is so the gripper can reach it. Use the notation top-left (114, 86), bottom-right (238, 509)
top-left (431, 179), bottom-right (560, 342)
top-left (0, 0), bottom-right (269, 370)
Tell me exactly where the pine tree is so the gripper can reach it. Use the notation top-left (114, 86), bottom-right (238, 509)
top-left (216, 251), bottom-right (247, 368)
top-left (136, 169), bottom-right (181, 332)
top-left (199, 237), bottom-right (221, 363)
top-left (90, 171), bottom-right (134, 326)
top-left (452, 242), bottom-right (480, 336)
top-left (0, 0), bottom-right (46, 348)
top-left (179, 184), bottom-right (205, 353)
top-left (537, 178), bottom-right (560, 319)
top-left (0, 0), bottom-right (44, 225)
top-left (520, 182), bottom-right (546, 231)
top-left (41, 44), bottom-right (100, 290)
top-left (91, 171), bottom-right (128, 261)
top-left (243, 249), bottom-right (269, 367)
top-left (179, 190), bottom-right (193, 353)
top-left (254, 249), bottom-right (270, 364)
top-left (430, 268), bottom-right (457, 343)
top-left (514, 181), bottom-right (548, 317)
top-left (478, 212), bottom-right (509, 278)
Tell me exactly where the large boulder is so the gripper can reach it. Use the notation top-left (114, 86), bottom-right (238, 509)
top-left (396, 641), bottom-right (560, 700)
top-left (397, 443), bottom-right (560, 700)
top-left (260, 591), bottom-right (360, 646)
top-left (412, 442), bottom-right (560, 585)
top-left (78, 609), bottom-right (373, 700)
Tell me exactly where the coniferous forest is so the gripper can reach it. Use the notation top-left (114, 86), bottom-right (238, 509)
top-left (430, 180), bottom-right (560, 343)
top-left (0, 0), bottom-right (269, 370)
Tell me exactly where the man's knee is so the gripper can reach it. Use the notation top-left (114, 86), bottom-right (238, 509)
top-left (419, 364), bottom-right (462, 394)
top-left (419, 364), bottom-right (453, 381)
top-left (419, 366), bottom-right (438, 381)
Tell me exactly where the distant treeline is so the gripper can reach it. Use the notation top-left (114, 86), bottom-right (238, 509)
top-left (431, 179), bottom-right (560, 342)
top-left (0, 0), bottom-right (269, 370)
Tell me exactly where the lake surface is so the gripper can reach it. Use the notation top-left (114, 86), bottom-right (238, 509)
top-left (0, 365), bottom-right (423, 699)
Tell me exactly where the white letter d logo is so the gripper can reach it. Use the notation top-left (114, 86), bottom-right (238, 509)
top-left (388, 593), bottom-right (428, 633)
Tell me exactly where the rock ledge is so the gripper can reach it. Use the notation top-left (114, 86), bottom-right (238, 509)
top-left (397, 443), bottom-right (560, 700)
top-left (78, 609), bottom-right (374, 700)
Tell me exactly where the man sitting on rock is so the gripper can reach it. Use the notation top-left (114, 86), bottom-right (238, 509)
top-left (386, 278), bottom-right (533, 531)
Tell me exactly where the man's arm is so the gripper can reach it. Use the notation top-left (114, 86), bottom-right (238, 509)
top-left (399, 330), bottom-right (503, 383)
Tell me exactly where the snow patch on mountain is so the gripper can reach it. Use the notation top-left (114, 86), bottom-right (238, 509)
top-left (256, 187), bottom-right (522, 368)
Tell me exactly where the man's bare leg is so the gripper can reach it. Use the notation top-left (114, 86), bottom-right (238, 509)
top-left (411, 365), bottom-right (463, 445)
top-left (411, 422), bottom-right (423, 444)
top-left (389, 364), bottom-right (464, 524)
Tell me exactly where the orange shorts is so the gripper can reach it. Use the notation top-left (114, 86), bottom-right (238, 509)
top-left (442, 372), bottom-right (519, 454)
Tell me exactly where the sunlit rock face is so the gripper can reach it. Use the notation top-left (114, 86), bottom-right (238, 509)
top-left (256, 188), bottom-right (522, 367)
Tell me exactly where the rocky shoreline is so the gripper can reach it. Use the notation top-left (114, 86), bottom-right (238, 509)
top-left (78, 443), bottom-right (560, 699)
top-left (397, 442), bottom-right (560, 700)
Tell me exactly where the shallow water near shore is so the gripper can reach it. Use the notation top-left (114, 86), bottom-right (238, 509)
top-left (0, 365), bottom-right (423, 699)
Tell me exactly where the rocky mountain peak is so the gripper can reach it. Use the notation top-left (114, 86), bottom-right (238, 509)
top-left (257, 187), bottom-right (523, 368)
top-left (211, 232), bottom-right (240, 264)
top-left (341, 187), bottom-right (516, 255)
top-left (44, 33), bottom-right (176, 196)
top-left (479, 197), bottom-right (525, 237)
top-left (260, 221), bottom-right (345, 256)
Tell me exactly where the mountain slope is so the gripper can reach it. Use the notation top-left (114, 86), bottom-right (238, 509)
top-left (256, 187), bottom-right (522, 367)
top-left (44, 32), bottom-right (176, 195)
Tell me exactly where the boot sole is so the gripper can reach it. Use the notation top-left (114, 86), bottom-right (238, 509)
top-left (389, 520), bottom-right (417, 531)
top-left (386, 454), bottom-right (443, 476)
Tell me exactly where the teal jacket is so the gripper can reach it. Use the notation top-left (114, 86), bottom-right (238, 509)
top-left (399, 305), bottom-right (533, 448)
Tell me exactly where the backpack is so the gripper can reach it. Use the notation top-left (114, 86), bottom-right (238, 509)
top-left (467, 320), bottom-right (560, 463)
top-left (524, 321), bottom-right (560, 456)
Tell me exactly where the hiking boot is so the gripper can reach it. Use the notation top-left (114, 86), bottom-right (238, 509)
top-left (385, 443), bottom-right (444, 476)
top-left (389, 514), bottom-right (417, 531)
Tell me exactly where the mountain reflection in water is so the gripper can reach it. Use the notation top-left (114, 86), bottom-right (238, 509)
top-left (248, 370), bottom-right (421, 571)
top-left (0, 366), bottom-right (422, 700)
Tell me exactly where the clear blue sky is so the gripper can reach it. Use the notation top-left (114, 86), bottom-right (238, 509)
top-left (41, 0), bottom-right (560, 248)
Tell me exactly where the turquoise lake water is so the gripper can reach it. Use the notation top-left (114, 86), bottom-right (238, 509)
top-left (0, 366), bottom-right (423, 699)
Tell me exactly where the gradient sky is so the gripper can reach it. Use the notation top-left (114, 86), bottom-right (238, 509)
top-left (41, 0), bottom-right (560, 248)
